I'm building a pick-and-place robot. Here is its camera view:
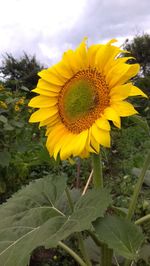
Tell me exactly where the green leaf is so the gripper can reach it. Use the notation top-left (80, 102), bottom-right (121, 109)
top-left (84, 237), bottom-right (100, 263)
top-left (21, 86), bottom-right (30, 92)
top-left (0, 177), bottom-right (111, 266)
top-left (130, 115), bottom-right (150, 135)
top-left (11, 120), bottom-right (24, 128)
top-left (139, 244), bottom-right (150, 263)
top-left (0, 151), bottom-right (11, 167)
top-left (0, 115), bottom-right (7, 124)
top-left (4, 123), bottom-right (14, 131)
top-left (94, 215), bottom-right (144, 259)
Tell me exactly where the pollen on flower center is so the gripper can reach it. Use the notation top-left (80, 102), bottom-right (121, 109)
top-left (58, 67), bottom-right (110, 133)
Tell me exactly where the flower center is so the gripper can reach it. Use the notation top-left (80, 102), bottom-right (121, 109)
top-left (58, 68), bottom-right (110, 133)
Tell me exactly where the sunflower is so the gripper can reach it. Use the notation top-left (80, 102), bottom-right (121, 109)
top-left (29, 39), bottom-right (147, 160)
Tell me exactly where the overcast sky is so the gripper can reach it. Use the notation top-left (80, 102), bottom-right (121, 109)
top-left (0, 0), bottom-right (150, 66)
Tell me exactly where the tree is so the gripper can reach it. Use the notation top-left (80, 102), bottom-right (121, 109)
top-left (0, 53), bottom-right (44, 91)
top-left (123, 34), bottom-right (150, 76)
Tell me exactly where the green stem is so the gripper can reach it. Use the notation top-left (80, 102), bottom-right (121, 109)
top-left (124, 152), bottom-right (150, 266)
top-left (127, 151), bottom-right (150, 220)
top-left (87, 230), bottom-right (102, 247)
top-left (135, 214), bottom-right (150, 225)
top-left (58, 241), bottom-right (87, 266)
top-left (65, 187), bottom-right (92, 266)
top-left (92, 153), bottom-right (103, 188)
top-left (92, 153), bottom-right (113, 265)
top-left (101, 244), bottom-right (113, 266)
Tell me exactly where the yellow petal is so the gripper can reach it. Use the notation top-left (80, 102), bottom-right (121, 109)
top-left (28, 95), bottom-right (57, 108)
top-left (32, 88), bottom-right (58, 97)
top-left (38, 69), bottom-right (65, 86)
top-left (39, 114), bottom-right (60, 127)
top-left (129, 85), bottom-right (148, 98)
top-left (95, 117), bottom-right (110, 131)
top-left (37, 79), bottom-right (61, 92)
top-left (87, 44), bottom-right (102, 67)
top-left (75, 38), bottom-right (88, 69)
top-left (60, 134), bottom-right (75, 160)
top-left (46, 124), bottom-right (66, 156)
top-left (53, 135), bottom-right (68, 160)
top-left (72, 130), bottom-right (89, 156)
top-left (62, 49), bottom-right (79, 74)
top-left (104, 107), bottom-right (121, 128)
top-left (95, 39), bottom-right (120, 71)
top-left (52, 61), bottom-right (73, 79)
top-left (108, 63), bottom-right (140, 88)
top-left (110, 83), bottom-right (132, 101)
top-left (29, 107), bottom-right (58, 122)
top-left (111, 101), bottom-right (138, 117)
top-left (91, 124), bottom-right (110, 147)
top-left (105, 56), bottom-right (134, 75)
top-left (89, 133), bottom-right (100, 153)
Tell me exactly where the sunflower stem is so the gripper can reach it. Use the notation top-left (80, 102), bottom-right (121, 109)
top-left (124, 151), bottom-right (150, 266)
top-left (92, 153), bottom-right (113, 265)
top-left (58, 241), bottom-right (87, 266)
top-left (101, 244), bottom-right (113, 266)
top-left (126, 151), bottom-right (150, 221)
top-left (92, 153), bottom-right (103, 188)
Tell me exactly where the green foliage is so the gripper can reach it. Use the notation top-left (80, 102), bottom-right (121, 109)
top-left (0, 53), bottom-right (43, 91)
top-left (0, 175), bottom-right (111, 266)
top-left (124, 34), bottom-right (150, 76)
top-left (94, 215), bottom-right (144, 260)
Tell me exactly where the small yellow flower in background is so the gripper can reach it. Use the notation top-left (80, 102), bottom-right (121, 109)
top-left (18, 97), bottom-right (25, 105)
top-left (15, 105), bottom-right (20, 112)
top-left (0, 101), bottom-right (7, 109)
top-left (29, 39), bottom-right (147, 160)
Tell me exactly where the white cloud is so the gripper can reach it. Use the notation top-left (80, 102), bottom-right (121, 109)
top-left (0, 0), bottom-right (150, 65)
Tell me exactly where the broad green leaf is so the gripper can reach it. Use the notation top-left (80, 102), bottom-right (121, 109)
top-left (0, 177), bottom-right (111, 266)
top-left (94, 215), bottom-right (144, 260)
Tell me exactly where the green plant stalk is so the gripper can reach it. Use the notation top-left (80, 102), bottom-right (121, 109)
top-left (135, 214), bottom-right (150, 225)
top-left (87, 229), bottom-right (102, 247)
top-left (101, 244), bottom-right (113, 266)
top-left (124, 151), bottom-right (150, 266)
top-left (65, 187), bottom-right (92, 266)
top-left (58, 241), bottom-right (87, 266)
top-left (127, 151), bottom-right (150, 220)
top-left (92, 153), bottom-right (113, 265)
top-left (92, 153), bottom-right (103, 188)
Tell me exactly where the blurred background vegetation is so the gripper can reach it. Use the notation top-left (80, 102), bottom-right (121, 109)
top-left (0, 33), bottom-right (150, 265)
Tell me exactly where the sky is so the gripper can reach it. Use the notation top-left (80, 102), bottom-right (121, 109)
top-left (0, 0), bottom-right (150, 67)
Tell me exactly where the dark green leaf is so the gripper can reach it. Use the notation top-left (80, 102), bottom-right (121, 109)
top-left (0, 179), bottom-right (111, 266)
top-left (94, 215), bottom-right (144, 259)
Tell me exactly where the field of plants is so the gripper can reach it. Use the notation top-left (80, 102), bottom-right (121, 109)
top-left (0, 35), bottom-right (150, 266)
